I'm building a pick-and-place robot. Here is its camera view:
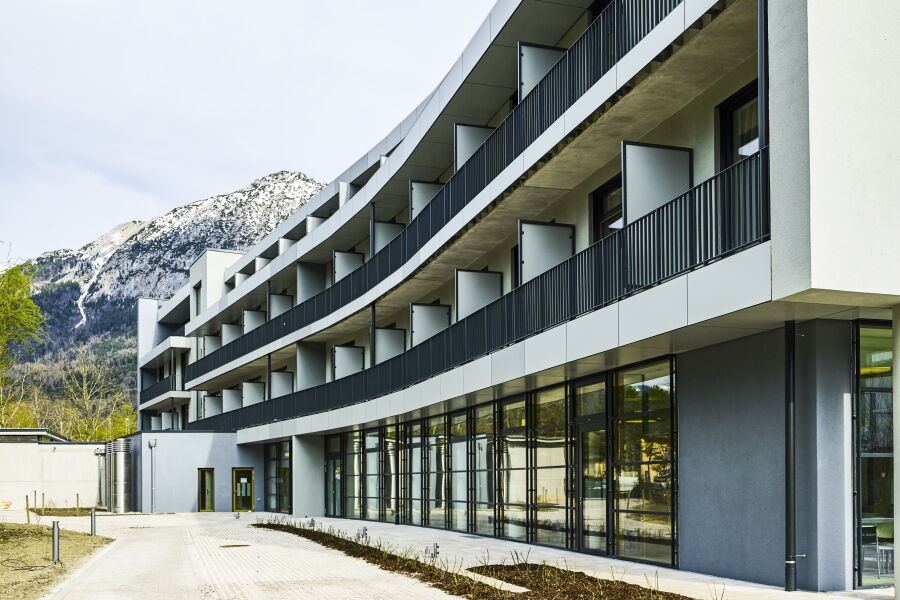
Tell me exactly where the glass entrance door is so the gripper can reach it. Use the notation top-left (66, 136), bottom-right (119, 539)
top-left (198, 468), bottom-right (214, 512)
top-left (232, 468), bottom-right (254, 512)
top-left (580, 421), bottom-right (608, 553)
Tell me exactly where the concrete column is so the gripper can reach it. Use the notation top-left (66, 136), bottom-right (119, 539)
top-left (893, 306), bottom-right (900, 600)
top-left (292, 434), bottom-right (324, 517)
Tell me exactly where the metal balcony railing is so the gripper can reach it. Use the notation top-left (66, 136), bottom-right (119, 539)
top-left (183, 0), bottom-right (684, 384)
top-left (139, 375), bottom-right (174, 404)
top-left (188, 150), bottom-right (769, 432)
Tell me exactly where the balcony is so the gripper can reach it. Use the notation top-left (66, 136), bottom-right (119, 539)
top-left (187, 150), bottom-right (769, 432)
top-left (139, 375), bottom-right (174, 405)
top-left (183, 0), bottom-right (685, 384)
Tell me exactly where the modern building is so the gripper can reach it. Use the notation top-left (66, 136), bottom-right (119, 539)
top-left (134, 0), bottom-right (900, 592)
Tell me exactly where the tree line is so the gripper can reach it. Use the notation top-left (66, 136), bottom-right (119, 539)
top-left (0, 263), bottom-right (136, 441)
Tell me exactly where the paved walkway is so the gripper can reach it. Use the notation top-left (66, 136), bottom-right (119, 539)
top-left (0, 510), bottom-right (893, 599)
top-left (1, 510), bottom-right (458, 599)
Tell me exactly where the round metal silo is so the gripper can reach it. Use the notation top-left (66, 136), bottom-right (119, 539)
top-left (106, 438), bottom-right (132, 513)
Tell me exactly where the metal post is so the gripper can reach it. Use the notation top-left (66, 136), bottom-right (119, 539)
top-left (90, 507), bottom-right (96, 536)
top-left (785, 320), bottom-right (797, 591)
top-left (892, 306), bottom-right (900, 600)
top-left (42, 492), bottom-right (45, 512)
top-left (25, 495), bottom-right (30, 524)
top-left (51, 521), bottom-right (60, 563)
top-left (149, 438), bottom-right (157, 513)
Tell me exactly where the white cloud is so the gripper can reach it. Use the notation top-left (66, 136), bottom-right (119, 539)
top-left (0, 0), bottom-right (492, 259)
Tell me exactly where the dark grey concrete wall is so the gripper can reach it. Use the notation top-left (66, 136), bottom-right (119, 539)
top-left (678, 320), bottom-right (853, 591)
top-left (678, 328), bottom-right (785, 586)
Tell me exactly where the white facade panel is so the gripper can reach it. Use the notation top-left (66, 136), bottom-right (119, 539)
top-left (333, 251), bottom-right (364, 283)
top-left (243, 310), bottom-right (266, 334)
top-left (456, 270), bottom-right (503, 320)
top-left (372, 221), bottom-right (404, 254)
top-left (222, 388), bottom-right (242, 413)
top-left (519, 43), bottom-right (565, 101)
top-left (242, 382), bottom-right (265, 406)
top-left (519, 221), bottom-right (574, 284)
top-left (410, 181), bottom-right (443, 221)
top-left (454, 123), bottom-right (493, 170)
top-left (622, 141), bottom-right (692, 224)
top-left (270, 371), bottom-right (294, 399)
top-left (333, 345), bottom-right (365, 380)
top-left (374, 328), bottom-right (406, 365)
top-left (410, 304), bottom-right (451, 347)
top-left (269, 294), bottom-right (293, 318)
top-left (221, 323), bottom-right (241, 345)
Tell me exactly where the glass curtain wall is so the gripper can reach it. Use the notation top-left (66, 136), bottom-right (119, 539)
top-left (500, 397), bottom-right (528, 541)
top-left (857, 324), bottom-right (894, 586)
top-left (473, 404), bottom-right (497, 535)
top-left (383, 426), bottom-right (399, 523)
top-left (449, 413), bottom-right (469, 531)
top-left (613, 360), bottom-right (675, 564)
top-left (325, 358), bottom-right (675, 567)
top-left (533, 386), bottom-right (569, 547)
top-left (264, 441), bottom-right (291, 513)
top-left (325, 435), bottom-right (342, 516)
top-left (426, 416), bottom-right (449, 528)
top-left (344, 431), bottom-right (362, 518)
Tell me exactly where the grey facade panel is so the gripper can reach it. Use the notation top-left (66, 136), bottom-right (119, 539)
top-left (678, 328), bottom-right (785, 586)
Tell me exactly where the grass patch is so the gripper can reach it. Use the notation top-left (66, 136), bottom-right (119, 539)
top-left (28, 507), bottom-right (105, 517)
top-left (0, 523), bottom-right (111, 600)
top-left (253, 516), bottom-right (696, 600)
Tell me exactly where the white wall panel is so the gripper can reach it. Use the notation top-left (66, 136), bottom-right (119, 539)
top-left (203, 335), bottom-right (221, 353)
top-left (202, 395), bottom-right (222, 417)
top-left (519, 221), bottom-right (575, 284)
top-left (622, 141), bottom-right (692, 224)
top-left (373, 221), bottom-right (404, 254)
top-left (455, 124), bottom-right (493, 170)
top-left (222, 389), bottom-right (242, 412)
top-left (243, 310), bottom-right (266, 334)
top-left (411, 304), bottom-right (451, 346)
top-left (296, 342), bottom-right (326, 391)
top-left (296, 262), bottom-right (326, 303)
top-left (333, 345), bottom-right (365, 380)
top-left (519, 43), bottom-right (565, 101)
top-left (456, 270), bottom-right (503, 320)
top-left (270, 372), bottom-right (294, 399)
top-left (374, 328), bottom-right (406, 365)
top-left (410, 181), bottom-right (443, 221)
top-left (221, 324), bottom-right (242, 345)
top-left (269, 294), bottom-right (293, 318)
top-left (242, 382), bottom-right (265, 406)
top-left (333, 251), bottom-right (364, 283)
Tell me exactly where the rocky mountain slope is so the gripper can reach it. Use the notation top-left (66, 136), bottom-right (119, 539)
top-left (20, 171), bottom-right (323, 390)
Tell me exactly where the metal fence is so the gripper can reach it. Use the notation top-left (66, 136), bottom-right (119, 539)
top-left (188, 150), bottom-right (768, 432)
top-left (184, 0), bottom-right (684, 384)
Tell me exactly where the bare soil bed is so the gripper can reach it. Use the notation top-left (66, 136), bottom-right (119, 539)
top-left (0, 522), bottom-right (110, 600)
top-left (254, 519), bottom-right (695, 600)
top-left (29, 507), bottom-right (105, 517)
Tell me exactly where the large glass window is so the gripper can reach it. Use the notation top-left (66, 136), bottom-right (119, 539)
top-left (591, 174), bottom-right (623, 243)
top-left (265, 441), bottom-right (291, 513)
top-left (344, 431), bottom-right (362, 518)
top-left (473, 404), bottom-right (496, 535)
top-left (533, 386), bottom-right (568, 547)
top-left (577, 378), bottom-right (608, 553)
top-left (499, 397), bottom-right (528, 541)
top-left (718, 81), bottom-right (759, 167)
top-left (613, 360), bottom-right (675, 565)
top-left (449, 413), bottom-right (469, 531)
top-left (322, 357), bottom-right (676, 566)
top-left (363, 429), bottom-right (380, 520)
top-left (857, 324), bottom-right (893, 586)
top-left (383, 426), bottom-right (398, 523)
top-left (426, 416), bottom-right (448, 528)
top-left (325, 435), bottom-right (342, 517)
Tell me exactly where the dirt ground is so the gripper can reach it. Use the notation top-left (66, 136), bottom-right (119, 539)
top-left (0, 522), bottom-right (110, 600)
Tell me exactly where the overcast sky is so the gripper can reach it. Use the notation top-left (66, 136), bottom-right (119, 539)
top-left (0, 0), bottom-right (492, 262)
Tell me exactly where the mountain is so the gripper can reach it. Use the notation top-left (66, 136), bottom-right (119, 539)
top-left (20, 170), bottom-right (323, 394)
